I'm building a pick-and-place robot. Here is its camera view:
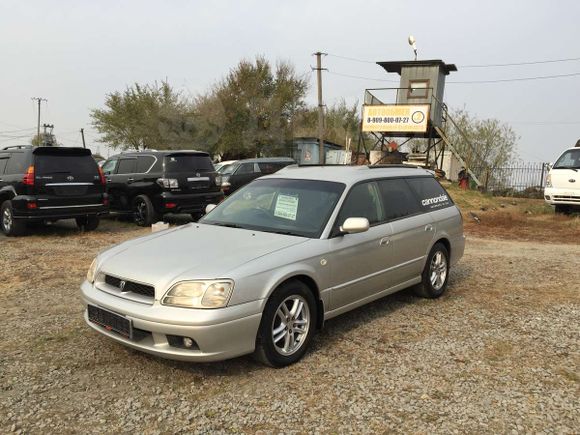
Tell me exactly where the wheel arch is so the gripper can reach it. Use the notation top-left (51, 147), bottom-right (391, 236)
top-left (271, 274), bottom-right (325, 330)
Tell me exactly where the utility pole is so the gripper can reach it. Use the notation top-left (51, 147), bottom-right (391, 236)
top-left (42, 123), bottom-right (54, 146)
top-left (31, 97), bottom-right (47, 141)
top-left (80, 128), bottom-right (86, 148)
top-left (313, 52), bottom-right (327, 165)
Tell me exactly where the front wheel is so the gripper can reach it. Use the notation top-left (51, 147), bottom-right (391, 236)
top-left (414, 242), bottom-right (450, 298)
top-left (254, 280), bottom-right (317, 367)
top-left (1, 200), bottom-right (26, 236)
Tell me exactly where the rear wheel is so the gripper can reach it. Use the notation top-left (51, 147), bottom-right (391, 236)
top-left (76, 215), bottom-right (100, 232)
top-left (414, 243), bottom-right (450, 298)
top-left (1, 200), bottom-right (26, 237)
top-left (254, 280), bottom-right (317, 367)
top-left (132, 195), bottom-right (159, 226)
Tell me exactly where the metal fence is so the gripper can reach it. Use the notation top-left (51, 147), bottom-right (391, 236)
top-left (471, 162), bottom-right (549, 196)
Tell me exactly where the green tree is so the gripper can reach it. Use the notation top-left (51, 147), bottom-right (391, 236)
top-left (31, 132), bottom-right (58, 146)
top-left (198, 56), bottom-right (309, 159)
top-left (294, 99), bottom-right (361, 147)
top-left (91, 81), bottom-right (199, 151)
top-left (446, 108), bottom-right (518, 169)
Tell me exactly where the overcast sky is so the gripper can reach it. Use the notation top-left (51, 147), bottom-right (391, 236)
top-left (1, 0), bottom-right (578, 161)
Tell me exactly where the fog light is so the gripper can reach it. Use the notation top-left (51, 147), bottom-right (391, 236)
top-left (183, 337), bottom-right (194, 348)
top-left (544, 195), bottom-right (550, 200)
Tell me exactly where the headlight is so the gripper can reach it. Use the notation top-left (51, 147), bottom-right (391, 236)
top-left (87, 258), bottom-right (98, 284)
top-left (545, 174), bottom-right (552, 188)
top-left (161, 280), bottom-right (234, 309)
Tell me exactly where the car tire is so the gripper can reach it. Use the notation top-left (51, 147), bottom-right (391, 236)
top-left (76, 216), bottom-right (100, 232)
top-left (555, 205), bottom-right (571, 215)
top-left (254, 280), bottom-right (317, 367)
top-left (1, 200), bottom-right (26, 237)
top-left (132, 195), bottom-right (159, 226)
top-left (414, 242), bottom-right (450, 299)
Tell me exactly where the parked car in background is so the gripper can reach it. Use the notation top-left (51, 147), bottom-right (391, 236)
top-left (544, 146), bottom-right (580, 214)
top-left (214, 160), bottom-right (237, 173)
top-left (0, 145), bottom-right (108, 236)
top-left (81, 165), bottom-right (464, 366)
top-left (101, 150), bottom-right (223, 226)
top-left (220, 157), bottom-right (295, 194)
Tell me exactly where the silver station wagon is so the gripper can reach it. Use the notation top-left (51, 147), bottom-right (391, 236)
top-left (81, 165), bottom-right (465, 367)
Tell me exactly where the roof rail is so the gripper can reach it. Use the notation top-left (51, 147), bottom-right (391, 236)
top-left (296, 163), bottom-right (352, 167)
top-left (2, 145), bottom-right (33, 151)
top-left (368, 164), bottom-right (421, 169)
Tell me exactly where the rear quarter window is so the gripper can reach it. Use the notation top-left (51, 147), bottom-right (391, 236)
top-left (136, 155), bottom-right (155, 173)
top-left (0, 156), bottom-right (8, 174)
top-left (406, 177), bottom-right (453, 211)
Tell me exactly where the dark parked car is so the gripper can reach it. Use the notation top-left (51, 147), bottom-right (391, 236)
top-left (0, 145), bottom-right (108, 236)
top-left (220, 157), bottom-right (295, 194)
top-left (101, 150), bottom-right (223, 226)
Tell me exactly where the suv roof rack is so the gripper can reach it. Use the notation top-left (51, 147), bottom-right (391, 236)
top-left (2, 145), bottom-right (33, 150)
top-left (368, 164), bottom-right (421, 169)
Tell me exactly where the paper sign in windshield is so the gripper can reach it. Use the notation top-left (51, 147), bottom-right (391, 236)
top-left (274, 194), bottom-right (299, 220)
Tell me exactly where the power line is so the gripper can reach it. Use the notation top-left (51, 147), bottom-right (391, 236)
top-left (326, 52), bottom-right (580, 68)
top-left (326, 69), bottom-right (580, 84)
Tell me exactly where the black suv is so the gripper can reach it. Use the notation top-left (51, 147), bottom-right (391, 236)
top-left (220, 157), bottom-right (295, 195)
top-left (0, 146), bottom-right (108, 236)
top-left (101, 150), bottom-right (223, 226)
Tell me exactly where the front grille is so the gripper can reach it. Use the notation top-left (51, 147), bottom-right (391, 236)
top-left (104, 275), bottom-right (155, 298)
top-left (553, 195), bottom-right (580, 203)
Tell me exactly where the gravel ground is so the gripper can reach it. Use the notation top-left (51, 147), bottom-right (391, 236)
top-left (0, 219), bottom-right (578, 434)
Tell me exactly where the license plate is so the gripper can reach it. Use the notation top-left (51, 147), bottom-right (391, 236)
top-left (87, 305), bottom-right (132, 339)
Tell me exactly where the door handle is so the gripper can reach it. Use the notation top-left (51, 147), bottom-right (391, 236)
top-left (425, 224), bottom-right (434, 232)
top-left (127, 178), bottom-right (135, 183)
top-left (379, 237), bottom-right (390, 246)
top-left (106, 178), bottom-right (112, 183)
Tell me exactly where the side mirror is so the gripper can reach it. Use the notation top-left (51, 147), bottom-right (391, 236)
top-left (205, 204), bottom-right (217, 214)
top-left (339, 217), bottom-right (370, 234)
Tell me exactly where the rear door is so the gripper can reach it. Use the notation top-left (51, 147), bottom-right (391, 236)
top-left (163, 153), bottom-right (218, 194)
top-left (33, 148), bottom-right (103, 208)
top-left (106, 157), bottom-right (137, 210)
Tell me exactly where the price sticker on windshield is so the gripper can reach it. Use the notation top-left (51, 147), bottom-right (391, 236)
top-left (274, 194), bottom-right (299, 221)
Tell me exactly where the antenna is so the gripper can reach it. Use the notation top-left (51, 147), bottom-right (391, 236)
top-left (408, 35), bottom-right (417, 61)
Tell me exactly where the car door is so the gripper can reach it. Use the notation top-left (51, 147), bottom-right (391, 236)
top-left (109, 157), bottom-right (137, 210)
top-left (101, 159), bottom-right (120, 208)
top-left (327, 181), bottom-right (395, 311)
top-left (231, 162), bottom-right (259, 192)
top-left (378, 178), bottom-right (434, 285)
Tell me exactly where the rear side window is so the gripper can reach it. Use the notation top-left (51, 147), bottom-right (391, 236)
top-left (136, 156), bottom-right (155, 173)
top-left (235, 163), bottom-right (256, 175)
top-left (258, 162), bottom-right (287, 174)
top-left (35, 154), bottom-right (98, 176)
top-left (164, 154), bottom-right (213, 172)
top-left (378, 178), bottom-right (422, 220)
top-left (407, 177), bottom-right (453, 211)
top-left (5, 152), bottom-right (28, 175)
top-left (116, 158), bottom-right (137, 174)
top-left (0, 156), bottom-right (8, 174)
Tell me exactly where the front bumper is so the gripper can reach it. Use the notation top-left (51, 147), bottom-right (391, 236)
top-left (80, 280), bottom-right (262, 362)
top-left (543, 187), bottom-right (580, 207)
top-left (159, 191), bottom-right (224, 214)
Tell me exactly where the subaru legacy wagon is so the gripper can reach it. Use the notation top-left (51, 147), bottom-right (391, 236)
top-left (81, 165), bottom-right (465, 367)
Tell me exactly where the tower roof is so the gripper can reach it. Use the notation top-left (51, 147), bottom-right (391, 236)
top-left (377, 60), bottom-right (457, 75)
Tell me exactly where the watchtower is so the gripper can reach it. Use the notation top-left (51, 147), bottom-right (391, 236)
top-left (359, 59), bottom-right (480, 185)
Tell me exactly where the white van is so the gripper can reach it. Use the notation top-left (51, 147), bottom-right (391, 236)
top-left (544, 145), bottom-right (580, 214)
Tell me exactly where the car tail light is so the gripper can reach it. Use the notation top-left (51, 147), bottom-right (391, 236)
top-left (165, 202), bottom-right (177, 209)
top-left (26, 201), bottom-right (37, 209)
top-left (97, 166), bottom-right (106, 185)
top-left (23, 166), bottom-right (35, 186)
top-left (157, 178), bottom-right (179, 189)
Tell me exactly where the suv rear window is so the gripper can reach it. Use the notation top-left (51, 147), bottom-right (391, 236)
top-left (35, 154), bottom-right (99, 176)
top-left (164, 154), bottom-right (213, 172)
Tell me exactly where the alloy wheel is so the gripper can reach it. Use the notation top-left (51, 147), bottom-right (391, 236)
top-left (2, 207), bottom-right (13, 232)
top-left (429, 251), bottom-right (448, 291)
top-left (271, 295), bottom-right (310, 356)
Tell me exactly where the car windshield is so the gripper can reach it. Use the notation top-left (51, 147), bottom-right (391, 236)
top-left (553, 149), bottom-right (580, 169)
top-left (200, 178), bottom-right (345, 238)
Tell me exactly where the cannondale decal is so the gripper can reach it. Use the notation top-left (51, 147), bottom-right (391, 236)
top-left (422, 194), bottom-right (449, 207)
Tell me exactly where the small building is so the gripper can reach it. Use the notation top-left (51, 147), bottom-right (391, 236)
top-left (292, 137), bottom-right (344, 165)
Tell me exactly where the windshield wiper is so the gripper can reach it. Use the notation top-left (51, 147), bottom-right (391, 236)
top-left (263, 229), bottom-right (303, 237)
top-left (553, 166), bottom-right (578, 172)
top-left (208, 222), bottom-right (245, 229)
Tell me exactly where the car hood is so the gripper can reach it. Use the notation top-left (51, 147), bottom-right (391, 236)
top-left (98, 223), bottom-right (308, 296)
top-left (549, 168), bottom-right (580, 191)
